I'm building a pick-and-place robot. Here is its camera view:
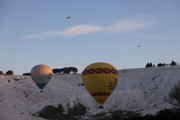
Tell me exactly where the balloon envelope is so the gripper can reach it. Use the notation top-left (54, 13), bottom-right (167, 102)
top-left (82, 62), bottom-right (119, 106)
top-left (31, 64), bottom-right (52, 90)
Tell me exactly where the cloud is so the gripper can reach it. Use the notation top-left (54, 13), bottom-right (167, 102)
top-left (23, 35), bottom-right (44, 39)
top-left (23, 18), bottom-right (153, 39)
top-left (41, 24), bottom-right (104, 36)
top-left (107, 19), bottom-right (151, 32)
top-left (59, 24), bottom-right (104, 36)
top-left (23, 24), bottom-right (104, 39)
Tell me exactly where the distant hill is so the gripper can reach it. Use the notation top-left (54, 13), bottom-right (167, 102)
top-left (0, 66), bottom-right (180, 120)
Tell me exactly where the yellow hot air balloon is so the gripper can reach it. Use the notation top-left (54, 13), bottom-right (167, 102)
top-left (82, 62), bottom-right (119, 108)
top-left (31, 64), bottom-right (52, 91)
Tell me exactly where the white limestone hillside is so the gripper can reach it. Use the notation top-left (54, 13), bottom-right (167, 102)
top-left (0, 66), bottom-right (180, 120)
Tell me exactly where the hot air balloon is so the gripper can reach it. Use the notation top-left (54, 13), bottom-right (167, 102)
top-left (31, 64), bottom-right (52, 91)
top-left (82, 62), bottom-right (119, 108)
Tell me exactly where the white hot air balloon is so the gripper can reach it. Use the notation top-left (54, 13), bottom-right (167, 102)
top-left (31, 64), bottom-right (52, 90)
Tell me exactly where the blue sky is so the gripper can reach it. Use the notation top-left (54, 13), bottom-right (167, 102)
top-left (0, 0), bottom-right (180, 74)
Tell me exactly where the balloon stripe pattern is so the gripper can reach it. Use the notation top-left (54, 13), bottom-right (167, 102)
top-left (82, 68), bottom-right (118, 75)
top-left (82, 62), bottom-right (119, 107)
top-left (91, 92), bottom-right (111, 96)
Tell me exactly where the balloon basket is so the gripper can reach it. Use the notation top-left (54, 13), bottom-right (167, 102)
top-left (99, 105), bottom-right (104, 109)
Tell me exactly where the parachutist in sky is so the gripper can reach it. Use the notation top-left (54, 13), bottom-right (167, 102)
top-left (66, 16), bottom-right (72, 24)
top-left (66, 16), bottom-right (71, 19)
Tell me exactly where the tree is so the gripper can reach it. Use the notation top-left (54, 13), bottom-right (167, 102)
top-left (6, 70), bottom-right (13, 75)
top-left (23, 72), bottom-right (31, 76)
top-left (145, 62), bottom-right (153, 67)
top-left (170, 60), bottom-right (177, 66)
top-left (166, 82), bottom-right (180, 107)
